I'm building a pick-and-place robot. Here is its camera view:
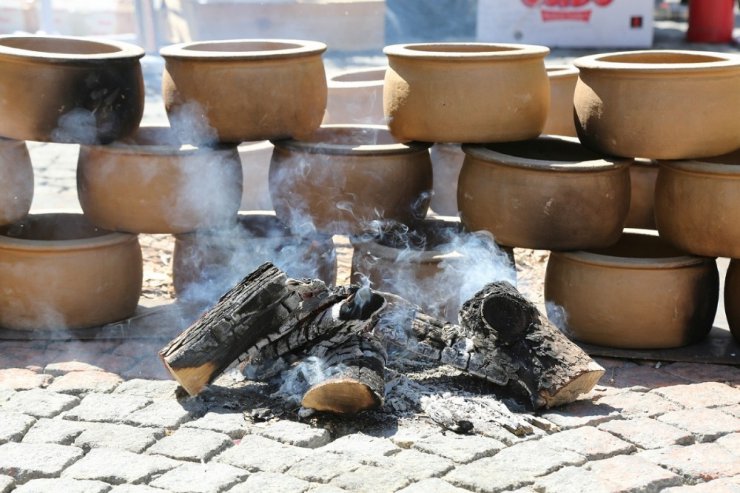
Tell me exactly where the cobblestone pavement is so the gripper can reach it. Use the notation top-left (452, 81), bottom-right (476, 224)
top-left (1, 21), bottom-right (740, 493)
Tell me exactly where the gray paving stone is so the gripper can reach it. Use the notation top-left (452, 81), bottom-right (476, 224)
top-left (320, 433), bottom-right (400, 464)
top-left (0, 390), bottom-right (14, 404)
top-left (657, 408), bottom-right (740, 442)
top-left (330, 465), bottom-right (411, 493)
top-left (412, 433), bottom-right (504, 464)
top-left (62, 447), bottom-right (180, 485)
top-left (0, 368), bottom-right (52, 391)
top-left (396, 478), bottom-right (469, 493)
top-left (639, 443), bottom-right (740, 480)
top-left (286, 451), bottom-right (362, 483)
top-left (716, 432), bottom-right (740, 454)
top-left (227, 471), bottom-right (311, 493)
top-left (721, 405), bottom-right (740, 419)
top-left (2, 389), bottom-right (79, 418)
top-left (108, 485), bottom-right (166, 493)
top-left (113, 379), bottom-right (179, 399)
top-left (146, 427), bottom-right (233, 462)
top-left (12, 478), bottom-right (112, 493)
top-left (0, 412), bottom-right (35, 444)
top-left (444, 441), bottom-right (586, 492)
top-left (0, 474), bottom-right (13, 493)
top-left (534, 454), bottom-right (682, 493)
top-left (253, 420), bottom-right (331, 448)
top-left (123, 399), bottom-right (204, 428)
top-left (539, 399), bottom-right (620, 429)
top-left (216, 434), bottom-right (311, 473)
top-left (662, 477), bottom-right (740, 492)
top-left (307, 486), bottom-right (348, 493)
top-left (537, 426), bottom-right (636, 459)
top-left (375, 449), bottom-right (454, 481)
top-left (22, 418), bottom-right (86, 445)
top-left (595, 390), bottom-right (683, 418)
top-left (598, 417), bottom-right (694, 450)
top-left (652, 382), bottom-right (740, 409)
top-left (181, 411), bottom-right (250, 438)
top-left (46, 371), bottom-right (123, 395)
top-left (0, 442), bottom-right (84, 483)
top-left (387, 425), bottom-right (436, 450)
top-left (44, 361), bottom-right (104, 376)
top-left (62, 393), bottom-right (150, 423)
top-left (149, 462), bottom-right (248, 493)
top-left (75, 422), bottom-right (165, 453)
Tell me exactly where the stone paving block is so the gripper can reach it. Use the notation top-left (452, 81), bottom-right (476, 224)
top-left (412, 433), bottom-right (505, 464)
top-left (2, 388), bottom-right (79, 418)
top-left (216, 434), bottom-right (311, 473)
top-left (320, 433), bottom-right (400, 464)
top-left (75, 422), bottom-right (165, 453)
top-left (657, 408), bottom-right (740, 442)
top-left (537, 426), bottom-right (636, 460)
top-left (663, 362), bottom-right (740, 385)
top-left (716, 432), bottom-right (740, 454)
top-left (148, 462), bottom-right (248, 493)
top-left (123, 398), bottom-right (204, 429)
top-left (12, 478), bottom-right (112, 493)
top-left (306, 486), bottom-right (348, 493)
top-left (62, 447), bottom-right (180, 485)
top-left (0, 442), bottom-right (84, 483)
top-left (387, 425), bottom-right (436, 450)
top-left (609, 365), bottom-right (692, 390)
top-left (721, 405), bottom-right (740, 419)
top-left (0, 390), bottom-right (14, 404)
top-left (108, 486), bottom-right (164, 493)
top-left (639, 443), bottom-right (740, 480)
top-left (598, 417), bottom-right (694, 450)
top-left (662, 477), bottom-right (740, 492)
top-left (286, 451), bottom-right (362, 483)
top-left (539, 399), bottom-right (620, 429)
top-left (0, 475), bottom-right (12, 493)
top-left (534, 454), bottom-right (682, 493)
top-left (181, 411), bottom-right (249, 438)
top-left (0, 411), bottom-right (35, 444)
top-left (396, 478), bottom-right (469, 493)
top-left (0, 368), bottom-right (52, 391)
top-left (652, 382), bottom-right (740, 409)
top-left (253, 420), bottom-right (331, 448)
top-left (22, 418), bottom-right (86, 445)
top-left (113, 379), bottom-right (179, 400)
top-left (146, 427), bottom-right (233, 462)
top-left (63, 393), bottom-right (151, 423)
top-left (443, 440), bottom-right (586, 492)
top-left (375, 449), bottom-right (454, 481)
top-left (330, 465), bottom-right (411, 493)
top-left (44, 361), bottom-right (104, 376)
top-left (595, 389), bottom-right (684, 418)
top-left (228, 471), bottom-right (311, 493)
top-left (46, 371), bottom-right (123, 395)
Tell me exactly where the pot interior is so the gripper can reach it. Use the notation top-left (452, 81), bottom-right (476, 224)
top-left (331, 68), bottom-right (386, 83)
top-left (486, 138), bottom-right (604, 162)
top-left (587, 233), bottom-right (688, 260)
top-left (405, 44), bottom-right (521, 54)
top-left (0, 36), bottom-right (121, 55)
top-left (184, 40), bottom-right (307, 53)
top-left (597, 52), bottom-right (727, 65)
top-left (0, 213), bottom-right (111, 241)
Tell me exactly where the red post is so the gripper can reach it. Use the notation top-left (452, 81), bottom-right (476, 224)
top-left (687, 0), bottom-right (736, 43)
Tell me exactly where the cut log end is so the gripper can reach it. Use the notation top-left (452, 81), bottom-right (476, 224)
top-left (538, 362), bottom-right (605, 409)
top-left (160, 358), bottom-right (217, 397)
top-left (301, 378), bottom-right (382, 414)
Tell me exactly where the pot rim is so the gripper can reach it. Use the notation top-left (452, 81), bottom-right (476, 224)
top-left (0, 34), bottom-right (144, 62)
top-left (0, 212), bottom-right (137, 252)
top-left (383, 42), bottom-right (549, 61)
top-left (462, 136), bottom-right (631, 171)
top-left (658, 156), bottom-right (740, 176)
top-left (81, 125), bottom-right (237, 155)
top-left (328, 66), bottom-right (387, 88)
top-left (574, 49), bottom-right (740, 74)
top-left (551, 230), bottom-right (712, 270)
top-left (160, 38), bottom-right (327, 60)
top-left (546, 64), bottom-right (579, 78)
top-left (271, 124), bottom-right (432, 155)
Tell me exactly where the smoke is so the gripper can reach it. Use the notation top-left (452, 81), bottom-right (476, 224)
top-left (272, 356), bottom-right (348, 404)
top-left (52, 109), bottom-right (100, 145)
top-left (545, 301), bottom-right (572, 337)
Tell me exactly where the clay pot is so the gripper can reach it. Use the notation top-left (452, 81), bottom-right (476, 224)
top-left (543, 65), bottom-right (578, 137)
top-left (654, 151), bottom-right (740, 258)
top-left (238, 140), bottom-right (274, 211)
top-left (383, 43), bottom-right (550, 143)
top-left (458, 136), bottom-right (631, 250)
top-left (624, 159), bottom-right (658, 230)
top-left (0, 212), bottom-right (142, 331)
top-left (0, 35), bottom-right (144, 144)
top-left (269, 124), bottom-right (432, 235)
top-left (429, 143), bottom-right (464, 216)
top-left (725, 259), bottom-right (740, 343)
top-left (574, 50), bottom-right (740, 159)
top-left (161, 39), bottom-right (327, 143)
top-left (545, 231), bottom-right (719, 349)
top-left (351, 218), bottom-right (515, 323)
top-left (323, 66), bottom-right (386, 125)
top-left (173, 211), bottom-right (336, 302)
top-left (0, 138), bottom-right (33, 226)
top-left (77, 126), bottom-right (243, 235)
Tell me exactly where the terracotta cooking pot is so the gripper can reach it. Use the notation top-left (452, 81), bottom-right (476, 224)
top-left (545, 231), bottom-right (718, 349)
top-left (0, 35), bottom-right (145, 144)
top-left (323, 66), bottom-right (386, 125)
top-left (725, 259), bottom-right (740, 343)
top-left (0, 138), bottom-right (33, 226)
top-left (543, 64), bottom-right (578, 137)
top-left (0, 212), bottom-right (142, 331)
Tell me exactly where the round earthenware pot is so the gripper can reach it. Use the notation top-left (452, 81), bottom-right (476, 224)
top-left (173, 211), bottom-right (336, 303)
top-left (545, 231), bottom-right (719, 349)
top-left (459, 136), bottom-right (631, 250)
top-left (383, 43), bottom-right (550, 143)
top-left (323, 66), bottom-right (386, 125)
top-left (161, 39), bottom-right (327, 144)
top-left (725, 259), bottom-right (740, 343)
top-left (573, 50), bottom-right (740, 159)
top-left (0, 35), bottom-right (144, 144)
top-left (0, 138), bottom-right (33, 226)
top-left (269, 124), bottom-right (432, 236)
top-left (238, 140), bottom-right (274, 211)
top-left (624, 159), bottom-right (658, 230)
top-left (429, 143), bottom-right (464, 217)
top-left (351, 218), bottom-right (515, 323)
top-left (0, 212), bottom-right (142, 331)
top-left (77, 126), bottom-right (243, 235)
top-left (654, 151), bottom-right (740, 258)
top-left (543, 64), bottom-right (578, 137)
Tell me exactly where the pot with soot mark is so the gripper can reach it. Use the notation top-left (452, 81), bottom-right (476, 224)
top-left (0, 138), bottom-right (33, 226)
top-left (0, 212), bottom-right (142, 331)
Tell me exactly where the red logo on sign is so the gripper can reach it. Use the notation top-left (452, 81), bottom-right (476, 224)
top-left (521, 0), bottom-right (614, 22)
